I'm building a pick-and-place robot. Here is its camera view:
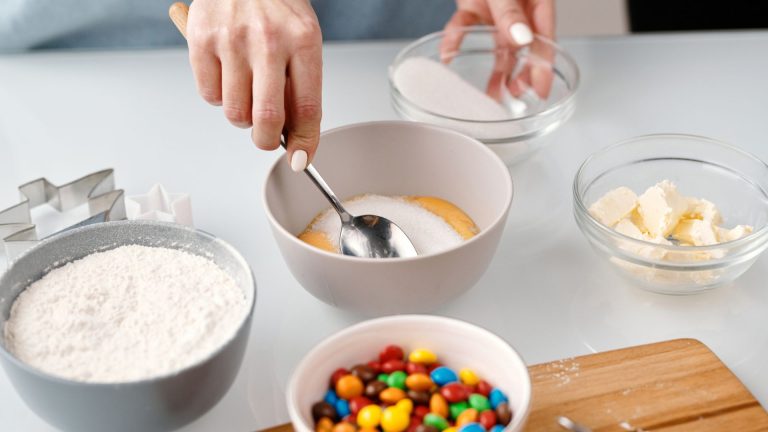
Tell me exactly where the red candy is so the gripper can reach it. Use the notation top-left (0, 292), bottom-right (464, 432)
top-left (367, 360), bottom-right (381, 373)
top-left (349, 396), bottom-right (372, 415)
top-left (479, 410), bottom-right (497, 429)
top-left (379, 345), bottom-right (405, 363)
top-left (476, 380), bottom-right (492, 397)
top-left (342, 413), bottom-right (356, 424)
top-left (440, 383), bottom-right (469, 403)
top-left (413, 406), bottom-right (430, 419)
top-left (330, 368), bottom-right (349, 387)
top-left (406, 362), bottom-right (428, 375)
top-left (381, 359), bottom-right (406, 374)
top-left (463, 384), bottom-right (476, 395)
top-left (426, 362), bottom-right (443, 373)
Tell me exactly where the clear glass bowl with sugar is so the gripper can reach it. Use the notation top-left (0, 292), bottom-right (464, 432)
top-left (573, 134), bottom-right (768, 294)
top-left (389, 26), bottom-right (579, 165)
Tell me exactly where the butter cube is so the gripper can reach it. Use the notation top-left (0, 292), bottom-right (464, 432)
top-left (672, 219), bottom-right (719, 246)
top-left (589, 187), bottom-right (638, 227)
top-left (637, 180), bottom-right (688, 238)
top-left (685, 198), bottom-right (723, 224)
top-left (715, 225), bottom-right (753, 242)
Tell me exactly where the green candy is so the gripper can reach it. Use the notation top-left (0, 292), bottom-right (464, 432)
top-left (377, 373), bottom-right (389, 382)
top-left (449, 401), bottom-right (469, 419)
top-left (423, 413), bottom-right (449, 431)
top-left (468, 393), bottom-right (491, 412)
top-left (387, 371), bottom-right (407, 390)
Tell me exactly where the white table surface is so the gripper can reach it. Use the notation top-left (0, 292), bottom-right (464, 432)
top-left (2, 31), bottom-right (768, 431)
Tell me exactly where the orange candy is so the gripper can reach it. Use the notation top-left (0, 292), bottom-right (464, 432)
top-left (429, 393), bottom-right (449, 418)
top-left (456, 408), bottom-right (479, 427)
top-left (379, 387), bottom-right (407, 405)
top-left (336, 375), bottom-right (364, 399)
top-left (332, 422), bottom-right (356, 432)
top-left (405, 373), bottom-right (434, 392)
top-left (316, 417), bottom-right (334, 432)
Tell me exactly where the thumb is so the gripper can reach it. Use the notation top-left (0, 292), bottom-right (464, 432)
top-left (487, 0), bottom-right (534, 46)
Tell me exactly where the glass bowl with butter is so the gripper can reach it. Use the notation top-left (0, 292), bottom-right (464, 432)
top-left (574, 134), bottom-right (768, 294)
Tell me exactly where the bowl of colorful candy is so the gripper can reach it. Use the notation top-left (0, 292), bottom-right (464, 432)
top-left (286, 315), bottom-right (531, 432)
top-left (389, 26), bottom-right (579, 165)
top-left (264, 121), bottom-right (513, 315)
top-left (574, 134), bottom-right (768, 294)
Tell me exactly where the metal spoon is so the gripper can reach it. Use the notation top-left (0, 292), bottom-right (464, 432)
top-left (557, 416), bottom-right (593, 432)
top-left (282, 139), bottom-right (418, 258)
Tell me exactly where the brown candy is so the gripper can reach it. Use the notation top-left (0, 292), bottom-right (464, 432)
top-left (312, 401), bottom-right (337, 422)
top-left (407, 389), bottom-right (430, 406)
top-left (415, 425), bottom-right (439, 432)
top-left (351, 364), bottom-right (377, 383)
top-left (364, 380), bottom-right (388, 400)
top-left (496, 402), bottom-right (513, 425)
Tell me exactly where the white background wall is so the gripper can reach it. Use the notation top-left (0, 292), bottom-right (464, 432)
top-left (556, 0), bottom-right (628, 36)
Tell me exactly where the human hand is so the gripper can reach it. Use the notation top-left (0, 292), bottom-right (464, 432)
top-left (185, 0), bottom-right (322, 171)
top-left (441, 0), bottom-right (555, 100)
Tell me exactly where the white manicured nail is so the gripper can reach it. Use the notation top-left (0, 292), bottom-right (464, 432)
top-left (509, 23), bottom-right (533, 45)
top-left (290, 150), bottom-right (308, 172)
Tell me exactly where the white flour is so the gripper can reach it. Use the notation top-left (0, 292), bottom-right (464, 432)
top-left (3, 245), bottom-right (248, 383)
top-left (308, 194), bottom-right (464, 255)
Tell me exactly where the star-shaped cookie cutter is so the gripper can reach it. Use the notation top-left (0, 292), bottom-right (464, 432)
top-left (0, 169), bottom-right (126, 260)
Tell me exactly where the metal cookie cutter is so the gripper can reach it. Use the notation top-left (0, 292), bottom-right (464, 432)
top-left (0, 169), bottom-right (126, 260)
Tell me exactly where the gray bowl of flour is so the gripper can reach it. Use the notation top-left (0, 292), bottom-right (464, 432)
top-left (0, 221), bottom-right (256, 432)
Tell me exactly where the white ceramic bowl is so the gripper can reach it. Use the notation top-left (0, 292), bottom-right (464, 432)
top-left (286, 315), bottom-right (531, 432)
top-left (263, 121), bottom-right (513, 315)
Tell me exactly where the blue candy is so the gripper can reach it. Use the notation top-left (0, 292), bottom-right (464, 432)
top-left (490, 425), bottom-right (505, 432)
top-left (489, 388), bottom-right (509, 409)
top-left (335, 399), bottom-right (350, 418)
top-left (324, 389), bottom-right (339, 406)
top-left (430, 366), bottom-right (459, 386)
top-left (459, 422), bottom-right (486, 432)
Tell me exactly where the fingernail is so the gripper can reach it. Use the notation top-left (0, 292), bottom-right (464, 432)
top-left (509, 23), bottom-right (533, 45)
top-left (290, 150), bottom-right (308, 172)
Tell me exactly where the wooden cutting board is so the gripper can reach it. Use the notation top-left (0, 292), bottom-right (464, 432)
top-left (263, 339), bottom-right (768, 432)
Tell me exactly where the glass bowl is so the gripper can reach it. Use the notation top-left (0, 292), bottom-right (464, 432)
top-left (389, 26), bottom-right (579, 165)
top-left (574, 134), bottom-right (768, 294)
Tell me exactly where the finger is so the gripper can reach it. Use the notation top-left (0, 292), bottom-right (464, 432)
top-left (220, 48), bottom-right (253, 128)
top-left (250, 59), bottom-right (287, 151)
top-left (485, 30), bottom-right (515, 101)
top-left (487, 0), bottom-right (534, 46)
top-left (189, 42), bottom-right (222, 106)
top-left (528, 0), bottom-right (556, 98)
top-left (285, 48), bottom-right (322, 171)
top-left (439, 10), bottom-right (483, 63)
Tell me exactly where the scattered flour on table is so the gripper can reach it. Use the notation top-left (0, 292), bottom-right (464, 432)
top-left (308, 194), bottom-right (464, 255)
top-left (3, 245), bottom-right (247, 383)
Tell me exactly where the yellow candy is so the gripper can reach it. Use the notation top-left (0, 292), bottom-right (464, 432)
top-left (444, 428), bottom-right (458, 432)
top-left (382, 406), bottom-right (410, 432)
top-left (357, 405), bottom-right (383, 429)
top-left (408, 348), bottom-right (437, 364)
top-left (458, 368), bottom-right (480, 386)
top-left (316, 417), bottom-right (334, 432)
top-left (396, 398), bottom-right (413, 414)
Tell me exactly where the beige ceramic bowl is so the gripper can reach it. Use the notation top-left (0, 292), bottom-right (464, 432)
top-left (263, 121), bottom-right (513, 314)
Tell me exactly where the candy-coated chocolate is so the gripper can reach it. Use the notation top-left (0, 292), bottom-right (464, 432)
top-left (382, 406), bottom-right (410, 432)
top-left (415, 425), bottom-right (440, 432)
top-left (331, 368), bottom-right (350, 388)
top-left (379, 373), bottom-right (390, 382)
top-left (406, 362), bottom-right (428, 375)
top-left (490, 426), bottom-right (504, 432)
top-left (368, 360), bottom-right (382, 373)
top-left (332, 422), bottom-right (356, 432)
top-left (405, 373), bottom-right (434, 392)
top-left (457, 422), bottom-right (484, 432)
top-left (423, 413), bottom-right (449, 431)
top-left (429, 393), bottom-right (449, 418)
top-left (413, 405), bottom-right (431, 419)
top-left (408, 389), bottom-right (431, 406)
top-left (444, 428), bottom-right (457, 432)
top-left (360, 428), bottom-right (379, 432)
top-left (335, 399), bottom-right (351, 418)
top-left (478, 410), bottom-right (497, 430)
top-left (342, 413), bottom-right (357, 424)
top-left (324, 390), bottom-right (339, 406)
top-left (380, 387), bottom-right (407, 405)
top-left (352, 364), bottom-right (378, 383)
top-left (449, 401), bottom-right (468, 419)
top-left (396, 398), bottom-right (414, 414)
top-left (358, 404), bottom-right (383, 428)
top-left (349, 396), bottom-right (373, 415)
top-left (388, 370), bottom-right (408, 390)
top-left (475, 380), bottom-right (492, 397)
top-left (455, 408), bottom-right (478, 427)
top-left (409, 349), bottom-right (438, 365)
top-left (489, 388), bottom-right (508, 409)
top-left (426, 363), bottom-right (443, 373)
top-left (440, 383), bottom-right (469, 403)
top-left (430, 367), bottom-right (459, 386)
top-left (316, 417), bottom-right (334, 432)
top-left (336, 375), bottom-right (364, 400)
top-left (468, 394), bottom-right (490, 412)
top-left (312, 402), bottom-right (338, 422)
top-left (458, 369), bottom-right (479, 386)
top-left (462, 384), bottom-right (476, 395)
top-left (380, 345), bottom-right (405, 363)
top-left (382, 359), bottom-right (406, 374)
top-left (495, 402), bottom-right (512, 426)
top-left (365, 380), bottom-right (389, 400)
